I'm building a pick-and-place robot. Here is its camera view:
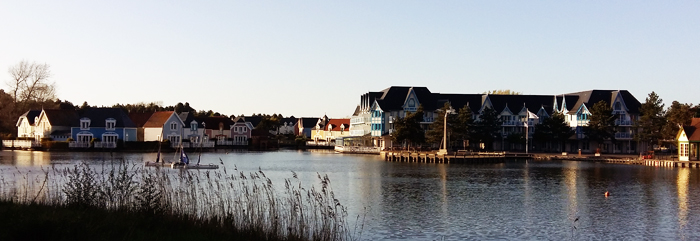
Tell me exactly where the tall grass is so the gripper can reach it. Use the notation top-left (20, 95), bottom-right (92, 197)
top-left (0, 161), bottom-right (362, 241)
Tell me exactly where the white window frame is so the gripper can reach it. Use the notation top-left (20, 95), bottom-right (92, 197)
top-left (105, 118), bottom-right (116, 130)
top-left (80, 118), bottom-right (91, 130)
top-left (77, 134), bottom-right (93, 143)
top-left (168, 135), bottom-right (181, 144)
top-left (170, 122), bottom-right (178, 130)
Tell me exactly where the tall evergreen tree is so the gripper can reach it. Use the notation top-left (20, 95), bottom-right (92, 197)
top-left (662, 101), bottom-right (693, 142)
top-left (452, 104), bottom-right (474, 149)
top-left (391, 105), bottom-right (425, 148)
top-left (583, 100), bottom-right (617, 149)
top-left (634, 92), bottom-right (665, 150)
top-left (473, 107), bottom-right (502, 150)
top-left (534, 112), bottom-right (574, 152)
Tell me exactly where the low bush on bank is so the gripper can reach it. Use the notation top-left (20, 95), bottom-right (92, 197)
top-left (0, 163), bottom-right (362, 241)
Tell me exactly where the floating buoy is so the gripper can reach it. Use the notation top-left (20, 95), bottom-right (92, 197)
top-left (604, 191), bottom-right (609, 197)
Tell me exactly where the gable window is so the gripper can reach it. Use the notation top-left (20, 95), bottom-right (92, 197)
top-left (170, 122), bottom-right (177, 130)
top-left (80, 118), bottom-right (91, 130)
top-left (614, 102), bottom-right (621, 111)
top-left (106, 118), bottom-right (116, 130)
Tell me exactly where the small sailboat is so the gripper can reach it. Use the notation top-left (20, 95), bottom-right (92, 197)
top-left (171, 134), bottom-right (218, 170)
top-left (145, 133), bottom-right (171, 167)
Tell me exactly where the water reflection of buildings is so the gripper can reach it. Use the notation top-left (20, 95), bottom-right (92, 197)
top-left (677, 168), bottom-right (689, 229)
top-left (564, 162), bottom-right (579, 221)
top-left (12, 151), bottom-right (51, 166)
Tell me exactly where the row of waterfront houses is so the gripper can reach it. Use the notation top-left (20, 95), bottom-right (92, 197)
top-left (7, 86), bottom-right (655, 154)
top-left (348, 86), bottom-right (643, 154)
top-left (11, 107), bottom-right (350, 149)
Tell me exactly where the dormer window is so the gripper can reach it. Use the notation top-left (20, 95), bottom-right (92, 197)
top-left (190, 121), bottom-right (198, 131)
top-left (105, 118), bottom-right (116, 130)
top-left (170, 122), bottom-right (177, 130)
top-left (80, 118), bottom-right (91, 130)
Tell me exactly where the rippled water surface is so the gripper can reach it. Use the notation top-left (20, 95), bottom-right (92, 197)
top-left (2, 150), bottom-right (700, 240)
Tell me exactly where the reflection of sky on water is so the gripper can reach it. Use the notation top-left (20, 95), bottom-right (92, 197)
top-left (2, 150), bottom-right (700, 240)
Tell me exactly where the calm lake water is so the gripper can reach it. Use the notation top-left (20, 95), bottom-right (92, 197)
top-left (1, 149), bottom-right (700, 240)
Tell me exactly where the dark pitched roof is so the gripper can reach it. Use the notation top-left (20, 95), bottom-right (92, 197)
top-left (128, 112), bottom-right (154, 128)
top-left (241, 116), bottom-right (262, 128)
top-left (618, 90), bottom-right (642, 113)
top-left (19, 110), bottom-right (42, 125)
top-left (374, 86), bottom-right (436, 111)
top-left (77, 108), bottom-right (135, 127)
top-left (433, 94), bottom-right (483, 114)
top-left (564, 90), bottom-right (641, 114)
top-left (297, 117), bottom-right (319, 128)
top-left (280, 117), bottom-right (297, 125)
top-left (43, 109), bottom-right (79, 127)
top-left (178, 112), bottom-right (203, 128)
top-left (485, 95), bottom-right (555, 116)
top-left (194, 116), bottom-right (234, 130)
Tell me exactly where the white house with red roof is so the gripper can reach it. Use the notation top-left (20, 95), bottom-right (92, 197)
top-left (143, 111), bottom-right (184, 143)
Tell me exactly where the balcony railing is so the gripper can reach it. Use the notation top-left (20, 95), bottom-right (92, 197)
top-left (69, 141), bottom-right (90, 148)
top-left (2, 140), bottom-right (41, 148)
top-left (216, 140), bottom-right (233, 146)
top-left (615, 120), bottom-right (632, 126)
top-left (307, 141), bottom-right (332, 146)
top-left (615, 132), bottom-right (634, 139)
top-left (93, 142), bottom-right (117, 149)
top-left (232, 141), bottom-right (248, 146)
top-left (502, 121), bottom-right (517, 126)
top-left (171, 142), bottom-right (215, 149)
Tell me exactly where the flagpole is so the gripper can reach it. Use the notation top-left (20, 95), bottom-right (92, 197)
top-left (525, 108), bottom-right (529, 154)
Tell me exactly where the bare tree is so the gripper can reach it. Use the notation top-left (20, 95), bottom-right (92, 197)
top-left (7, 60), bottom-right (56, 105)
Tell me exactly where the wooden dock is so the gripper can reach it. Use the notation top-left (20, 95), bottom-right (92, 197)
top-left (381, 151), bottom-right (533, 164)
top-left (536, 154), bottom-right (700, 168)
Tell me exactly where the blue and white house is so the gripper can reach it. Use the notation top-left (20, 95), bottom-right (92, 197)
top-left (70, 108), bottom-right (137, 148)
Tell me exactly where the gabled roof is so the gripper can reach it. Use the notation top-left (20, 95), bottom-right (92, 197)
top-left (564, 90), bottom-right (641, 115)
top-left (682, 118), bottom-right (700, 141)
top-left (143, 111), bottom-right (177, 128)
top-left (352, 105), bottom-right (361, 116)
top-left (19, 110), bottom-right (42, 125)
top-left (178, 112), bottom-right (202, 128)
top-left (42, 109), bottom-right (79, 127)
top-left (326, 119), bottom-right (350, 132)
top-left (77, 108), bottom-right (135, 127)
top-left (241, 116), bottom-right (262, 128)
top-left (129, 112), bottom-right (154, 128)
top-left (232, 116), bottom-right (247, 124)
top-left (313, 115), bottom-right (330, 130)
top-left (375, 86), bottom-right (436, 111)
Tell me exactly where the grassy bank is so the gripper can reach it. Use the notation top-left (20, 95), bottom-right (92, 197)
top-left (0, 163), bottom-right (361, 241)
top-left (0, 201), bottom-right (267, 241)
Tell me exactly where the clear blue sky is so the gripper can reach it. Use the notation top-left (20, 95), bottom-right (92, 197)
top-left (1, 1), bottom-right (698, 118)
